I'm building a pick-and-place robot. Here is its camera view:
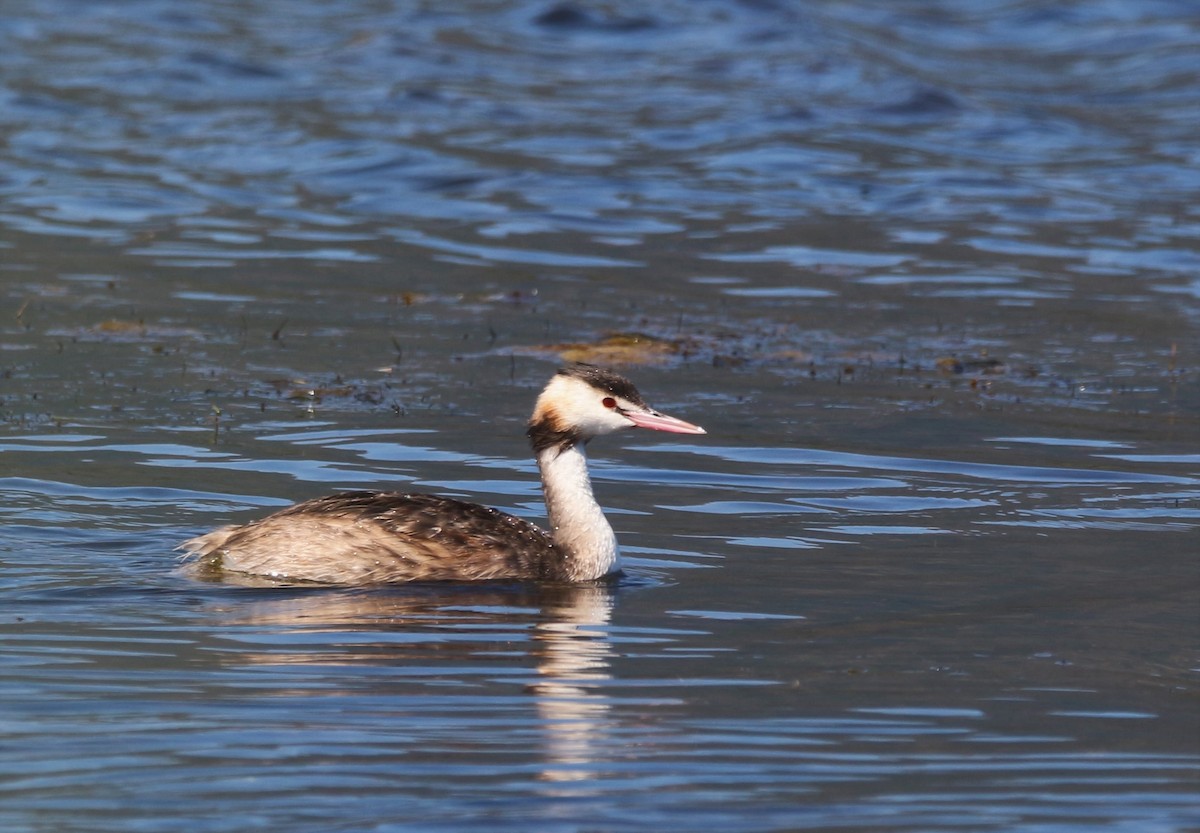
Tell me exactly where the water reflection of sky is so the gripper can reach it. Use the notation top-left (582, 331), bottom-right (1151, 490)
top-left (2, 1), bottom-right (1198, 830)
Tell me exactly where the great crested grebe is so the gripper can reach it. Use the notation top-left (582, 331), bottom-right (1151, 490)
top-left (180, 364), bottom-right (705, 584)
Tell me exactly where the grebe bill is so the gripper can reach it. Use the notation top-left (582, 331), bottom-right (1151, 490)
top-left (180, 364), bottom-right (706, 585)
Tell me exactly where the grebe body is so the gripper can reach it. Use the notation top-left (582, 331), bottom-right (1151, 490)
top-left (181, 364), bottom-right (705, 584)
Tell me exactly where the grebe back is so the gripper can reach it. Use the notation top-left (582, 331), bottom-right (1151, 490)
top-left (180, 364), bottom-right (705, 584)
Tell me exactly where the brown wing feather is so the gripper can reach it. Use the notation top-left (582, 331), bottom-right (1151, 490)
top-left (180, 491), bottom-right (560, 584)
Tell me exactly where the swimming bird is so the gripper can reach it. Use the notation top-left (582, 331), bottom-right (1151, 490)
top-left (180, 364), bottom-right (705, 584)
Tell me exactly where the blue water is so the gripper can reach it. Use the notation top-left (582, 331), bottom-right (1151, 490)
top-left (2, 1), bottom-right (1198, 831)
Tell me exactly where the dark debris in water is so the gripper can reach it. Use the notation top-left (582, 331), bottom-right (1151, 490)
top-left (533, 3), bottom-right (657, 33)
top-left (513, 332), bottom-right (697, 366)
top-left (510, 328), bottom-right (1022, 381)
top-left (497, 324), bottom-right (1151, 414)
top-left (935, 356), bottom-right (1009, 375)
top-left (55, 319), bottom-right (206, 343)
top-left (2, 273), bottom-right (1189, 431)
top-left (270, 378), bottom-right (391, 407)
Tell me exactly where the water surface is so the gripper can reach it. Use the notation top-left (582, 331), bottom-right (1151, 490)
top-left (1, 1), bottom-right (1198, 831)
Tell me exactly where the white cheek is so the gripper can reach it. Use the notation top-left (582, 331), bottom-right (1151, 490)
top-left (610, 410), bottom-right (637, 431)
top-left (584, 410), bottom-right (632, 435)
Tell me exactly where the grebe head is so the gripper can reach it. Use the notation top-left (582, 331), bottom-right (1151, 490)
top-left (528, 363), bottom-right (705, 455)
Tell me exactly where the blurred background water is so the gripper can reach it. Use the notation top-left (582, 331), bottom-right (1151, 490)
top-left (1, 1), bottom-right (1198, 831)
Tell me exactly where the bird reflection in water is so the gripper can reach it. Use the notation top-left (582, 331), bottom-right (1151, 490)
top-left (526, 583), bottom-right (614, 784)
top-left (205, 582), bottom-right (618, 786)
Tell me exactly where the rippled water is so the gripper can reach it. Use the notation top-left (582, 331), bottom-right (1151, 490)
top-left (2, 1), bottom-right (1198, 831)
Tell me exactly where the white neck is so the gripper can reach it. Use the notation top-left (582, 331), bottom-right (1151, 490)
top-left (537, 443), bottom-right (620, 581)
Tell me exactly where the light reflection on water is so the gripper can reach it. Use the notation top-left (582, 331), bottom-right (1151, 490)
top-left (2, 0), bottom-right (1199, 829)
top-left (2, 547), bottom-right (1197, 831)
top-left (2, 424), bottom-right (1197, 827)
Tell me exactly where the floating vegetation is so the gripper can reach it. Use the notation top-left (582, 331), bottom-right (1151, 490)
top-left (267, 378), bottom-right (391, 407)
top-left (936, 356), bottom-right (1007, 375)
top-left (495, 323), bottom-right (1112, 410)
top-left (515, 331), bottom-right (699, 366)
top-left (48, 319), bottom-right (205, 343)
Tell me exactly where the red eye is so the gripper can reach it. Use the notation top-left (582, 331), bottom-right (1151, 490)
top-left (602, 397), bottom-right (617, 409)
